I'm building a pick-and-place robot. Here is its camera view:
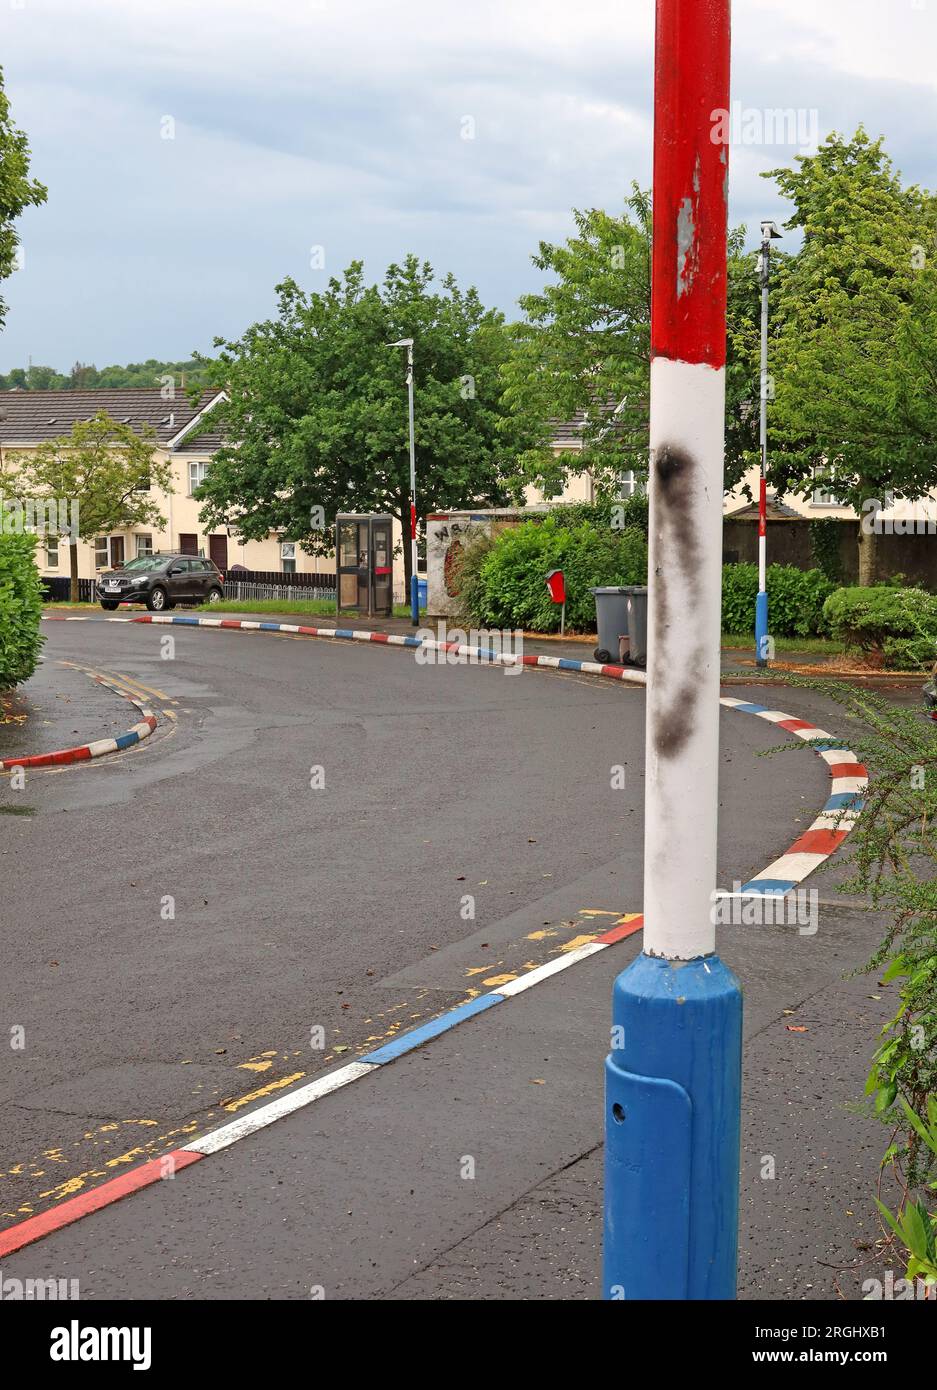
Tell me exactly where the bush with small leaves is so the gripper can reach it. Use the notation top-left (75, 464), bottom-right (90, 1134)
top-left (0, 532), bottom-right (44, 689)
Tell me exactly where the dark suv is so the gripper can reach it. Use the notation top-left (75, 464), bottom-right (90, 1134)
top-left (97, 553), bottom-right (224, 611)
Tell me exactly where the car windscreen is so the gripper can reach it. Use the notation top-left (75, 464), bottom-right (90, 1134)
top-left (120, 557), bottom-right (167, 572)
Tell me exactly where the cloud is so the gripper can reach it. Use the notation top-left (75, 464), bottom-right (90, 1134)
top-left (2, 0), bottom-right (934, 367)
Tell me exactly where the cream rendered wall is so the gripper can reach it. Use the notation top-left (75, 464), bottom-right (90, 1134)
top-left (29, 447), bottom-right (407, 591)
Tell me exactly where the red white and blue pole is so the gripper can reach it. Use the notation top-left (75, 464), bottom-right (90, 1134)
top-left (603, 0), bottom-right (742, 1299)
top-left (755, 219), bottom-right (780, 666)
top-left (390, 336), bottom-right (421, 626)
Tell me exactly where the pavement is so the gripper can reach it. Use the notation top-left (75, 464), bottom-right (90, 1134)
top-left (0, 611), bottom-right (911, 1299)
top-left (0, 656), bottom-right (140, 764)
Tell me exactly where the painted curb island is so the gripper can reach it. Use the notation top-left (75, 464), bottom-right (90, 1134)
top-left (0, 611), bottom-right (868, 1260)
top-left (0, 665), bottom-right (157, 772)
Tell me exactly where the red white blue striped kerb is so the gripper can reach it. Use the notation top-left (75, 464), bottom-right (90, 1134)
top-left (0, 669), bottom-right (157, 771)
top-left (0, 613), bottom-right (867, 1258)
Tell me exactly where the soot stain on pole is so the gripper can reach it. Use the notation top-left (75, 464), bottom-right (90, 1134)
top-left (651, 443), bottom-right (705, 760)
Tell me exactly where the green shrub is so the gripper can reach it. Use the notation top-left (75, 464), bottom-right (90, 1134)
top-left (721, 563), bottom-right (835, 638)
top-left (822, 586), bottom-right (937, 670)
top-left (784, 682), bottom-right (937, 1278)
top-left (0, 532), bottom-right (44, 689)
top-left (464, 516), bottom-right (647, 633)
top-left (808, 517), bottom-right (844, 584)
top-left (548, 493), bottom-right (650, 539)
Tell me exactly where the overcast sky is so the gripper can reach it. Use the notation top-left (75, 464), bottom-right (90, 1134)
top-left (2, 0), bottom-right (936, 372)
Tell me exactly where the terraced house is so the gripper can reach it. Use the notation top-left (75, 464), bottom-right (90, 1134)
top-left (0, 388), bottom-right (334, 584)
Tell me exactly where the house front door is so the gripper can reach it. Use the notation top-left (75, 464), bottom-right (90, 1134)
top-left (208, 534), bottom-right (228, 571)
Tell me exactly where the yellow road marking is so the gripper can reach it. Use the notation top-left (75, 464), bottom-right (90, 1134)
top-left (557, 933), bottom-right (598, 953)
top-left (111, 671), bottom-right (175, 703)
top-left (222, 1072), bottom-right (306, 1113)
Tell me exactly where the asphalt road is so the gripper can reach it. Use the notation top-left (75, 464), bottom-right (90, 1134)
top-left (0, 618), bottom-right (892, 1298)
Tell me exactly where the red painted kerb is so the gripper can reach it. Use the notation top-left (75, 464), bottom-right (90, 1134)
top-left (651, 0), bottom-right (730, 368)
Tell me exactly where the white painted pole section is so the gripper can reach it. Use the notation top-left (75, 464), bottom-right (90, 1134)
top-left (642, 356), bottom-right (726, 961)
top-left (758, 235), bottom-right (769, 596)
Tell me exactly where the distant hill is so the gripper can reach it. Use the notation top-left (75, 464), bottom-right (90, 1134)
top-left (0, 359), bottom-right (215, 391)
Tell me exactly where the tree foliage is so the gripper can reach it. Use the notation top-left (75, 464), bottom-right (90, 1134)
top-left (0, 531), bottom-right (43, 689)
top-left (498, 185), bottom-right (762, 498)
top-left (766, 129), bottom-right (937, 582)
top-left (0, 359), bottom-right (212, 391)
top-left (0, 65), bottom-right (46, 332)
top-left (195, 257), bottom-right (527, 589)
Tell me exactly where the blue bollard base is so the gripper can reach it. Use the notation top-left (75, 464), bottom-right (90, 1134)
top-left (755, 589), bottom-right (769, 666)
top-left (604, 951), bottom-right (742, 1300)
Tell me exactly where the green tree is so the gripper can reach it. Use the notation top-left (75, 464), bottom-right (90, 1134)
top-left (8, 412), bottom-right (173, 600)
top-left (0, 65), bottom-right (46, 332)
top-left (766, 129), bottom-right (937, 584)
top-left (498, 185), bottom-right (762, 499)
top-left (0, 358), bottom-right (213, 391)
top-left (196, 257), bottom-right (526, 592)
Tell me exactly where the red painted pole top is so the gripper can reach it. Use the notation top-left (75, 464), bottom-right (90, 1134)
top-left (651, 0), bottom-right (731, 368)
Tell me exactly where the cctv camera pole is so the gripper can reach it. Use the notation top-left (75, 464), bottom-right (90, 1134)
top-left (603, 0), bottom-right (742, 1300)
top-left (755, 220), bottom-right (780, 667)
top-left (389, 337), bottom-right (420, 625)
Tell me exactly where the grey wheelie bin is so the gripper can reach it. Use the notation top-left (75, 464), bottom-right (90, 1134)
top-left (624, 586), bottom-right (648, 667)
top-left (591, 586), bottom-right (633, 664)
top-left (591, 585), bottom-right (648, 667)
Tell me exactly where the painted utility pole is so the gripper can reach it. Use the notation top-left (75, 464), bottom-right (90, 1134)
top-left (755, 219), bottom-right (782, 667)
top-left (603, 0), bottom-right (742, 1300)
top-left (389, 336), bottom-right (421, 625)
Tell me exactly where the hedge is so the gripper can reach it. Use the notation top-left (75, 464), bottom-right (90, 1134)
top-left (462, 516), bottom-right (647, 633)
top-left (823, 586), bottom-right (937, 670)
top-left (0, 532), bottom-right (44, 689)
top-left (722, 563), bottom-right (835, 638)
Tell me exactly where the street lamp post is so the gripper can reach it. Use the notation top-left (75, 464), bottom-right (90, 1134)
top-left (389, 337), bottom-right (420, 626)
top-left (755, 219), bottom-right (782, 667)
top-left (603, 0), bottom-right (742, 1301)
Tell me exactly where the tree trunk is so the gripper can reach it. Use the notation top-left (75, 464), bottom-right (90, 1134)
top-left (69, 539), bottom-right (79, 603)
top-left (857, 511), bottom-right (879, 587)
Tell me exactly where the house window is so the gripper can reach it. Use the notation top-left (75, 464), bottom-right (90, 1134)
top-left (94, 537), bottom-right (109, 569)
top-left (45, 536), bottom-right (60, 568)
top-left (811, 469), bottom-right (842, 507)
top-left (616, 471), bottom-right (646, 498)
top-left (136, 534), bottom-right (153, 558)
top-left (281, 540), bottom-right (296, 575)
top-left (188, 460), bottom-right (209, 495)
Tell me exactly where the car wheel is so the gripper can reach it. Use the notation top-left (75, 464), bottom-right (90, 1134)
top-left (206, 586), bottom-right (223, 605)
top-left (147, 586), bottom-right (168, 612)
top-left (100, 600), bottom-right (119, 611)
